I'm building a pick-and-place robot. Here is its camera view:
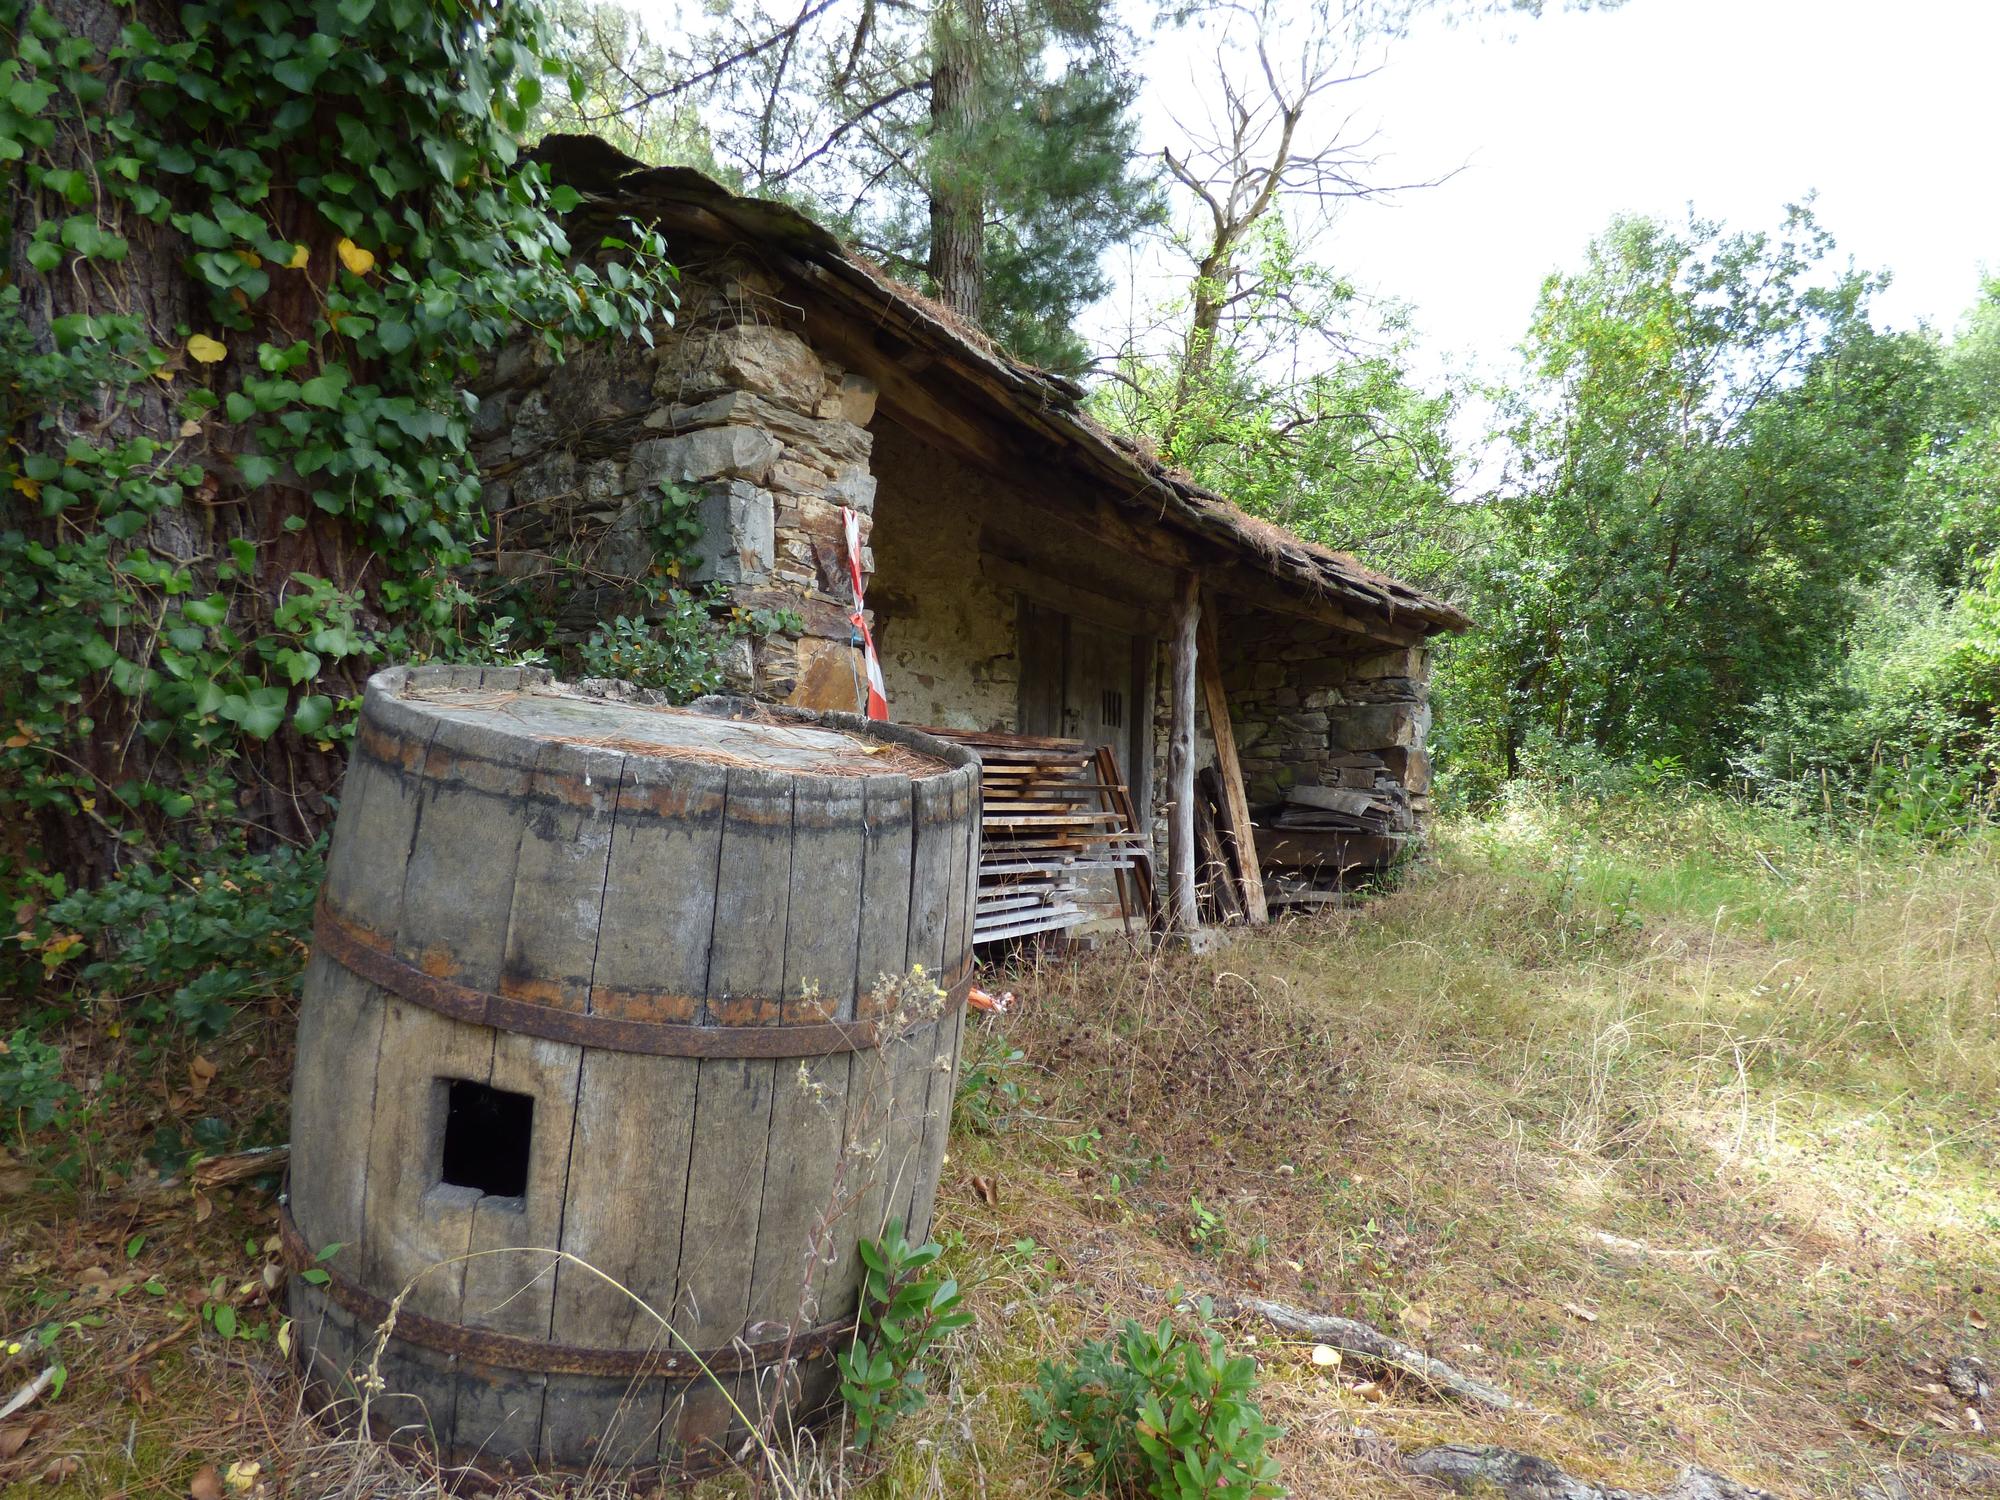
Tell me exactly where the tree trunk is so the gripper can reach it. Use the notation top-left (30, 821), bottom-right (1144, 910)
top-left (7, 0), bottom-right (364, 881)
top-left (926, 0), bottom-right (986, 324)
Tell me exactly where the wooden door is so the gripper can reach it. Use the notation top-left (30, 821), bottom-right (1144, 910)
top-left (1065, 617), bottom-right (1133, 780)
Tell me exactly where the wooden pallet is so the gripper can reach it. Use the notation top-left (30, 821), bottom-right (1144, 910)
top-left (915, 727), bottom-right (1154, 944)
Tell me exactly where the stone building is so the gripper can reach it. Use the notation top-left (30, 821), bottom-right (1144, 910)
top-left (473, 138), bottom-right (1470, 929)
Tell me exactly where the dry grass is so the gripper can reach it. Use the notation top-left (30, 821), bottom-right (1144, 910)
top-left (903, 793), bottom-right (2000, 1500)
top-left (5, 791), bottom-right (1997, 1498)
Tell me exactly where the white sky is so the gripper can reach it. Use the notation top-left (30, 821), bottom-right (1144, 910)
top-left (1092, 0), bottom-right (2000, 387)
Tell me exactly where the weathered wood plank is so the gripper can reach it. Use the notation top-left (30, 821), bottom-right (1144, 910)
top-left (397, 716), bottom-right (531, 989)
top-left (359, 1002), bottom-right (494, 1325)
top-left (500, 739), bottom-right (624, 1012)
top-left (746, 1052), bottom-right (852, 1336)
top-left (905, 777), bottom-right (954, 977)
top-left (453, 1030), bottom-right (582, 1469)
top-left (287, 957), bottom-right (387, 1258)
top-left (1197, 603), bottom-right (1267, 924)
top-left (705, 768), bottom-right (793, 1023)
top-left (1167, 572), bottom-right (1201, 932)
top-left (780, 775), bottom-right (864, 1022)
top-left (854, 777), bottom-right (913, 1016)
top-left (907, 1004), bottom-right (963, 1241)
top-left (810, 1054), bottom-right (869, 1327)
top-left (320, 740), bottom-right (430, 936)
top-left (673, 1057), bottom-right (776, 1348)
top-left (591, 758), bottom-right (727, 1020)
top-left (882, 1017), bottom-right (939, 1239)
top-left (542, 1047), bottom-right (699, 1469)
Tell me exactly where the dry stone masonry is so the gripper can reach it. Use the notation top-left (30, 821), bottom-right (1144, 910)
top-left (469, 254), bottom-right (879, 702)
top-left (1218, 613), bottom-right (1434, 830)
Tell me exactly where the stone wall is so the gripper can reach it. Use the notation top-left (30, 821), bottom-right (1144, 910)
top-left (468, 253), bottom-right (878, 705)
top-left (1216, 610), bottom-right (1433, 828)
top-left (866, 420), bottom-right (1022, 731)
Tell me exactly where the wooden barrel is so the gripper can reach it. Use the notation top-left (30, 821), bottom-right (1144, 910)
top-left (284, 665), bottom-right (980, 1480)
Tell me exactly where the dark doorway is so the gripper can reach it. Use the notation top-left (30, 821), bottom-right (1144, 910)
top-left (1017, 599), bottom-right (1153, 829)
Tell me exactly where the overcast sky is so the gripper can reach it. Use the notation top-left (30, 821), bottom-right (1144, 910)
top-left (1091, 0), bottom-right (2000, 387)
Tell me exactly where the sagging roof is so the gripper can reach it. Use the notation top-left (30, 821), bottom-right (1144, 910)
top-left (531, 135), bottom-right (1472, 641)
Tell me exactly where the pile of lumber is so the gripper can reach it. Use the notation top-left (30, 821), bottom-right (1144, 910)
top-left (1270, 753), bottom-right (1412, 835)
top-left (921, 728), bottom-right (1153, 944)
top-left (1193, 767), bottom-right (1254, 925)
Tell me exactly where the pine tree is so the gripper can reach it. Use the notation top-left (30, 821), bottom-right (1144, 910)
top-left (536, 0), bottom-right (1161, 372)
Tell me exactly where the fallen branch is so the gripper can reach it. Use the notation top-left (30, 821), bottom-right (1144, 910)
top-left (0, 1368), bottom-right (57, 1425)
top-left (192, 1144), bottom-right (289, 1187)
top-left (1220, 1294), bottom-right (1524, 1412)
top-left (1403, 1445), bottom-right (1777, 1500)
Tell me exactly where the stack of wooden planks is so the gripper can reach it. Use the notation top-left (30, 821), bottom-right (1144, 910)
top-left (919, 727), bottom-right (1154, 943)
top-left (1270, 753), bottom-right (1412, 835)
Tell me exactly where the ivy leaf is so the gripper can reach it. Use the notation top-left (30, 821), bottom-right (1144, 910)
top-left (275, 648), bottom-right (321, 684)
top-left (232, 687), bottom-right (289, 740)
top-left (336, 238), bottom-right (375, 276)
top-left (299, 368), bottom-right (350, 408)
top-left (237, 454), bottom-right (279, 488)
top-left (293, 695), bottom-right (334, 735)
top-left (182, 596), bottom-right (228, 628)
top-left (187, 334), bottom-right (227, 364)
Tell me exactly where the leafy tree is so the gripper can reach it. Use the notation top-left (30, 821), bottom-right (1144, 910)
top-left (1097, 217), bottom-right (1467, 586)
top-left (1095, 0), bottom-right (1473, 581)
top-left (1904, 278), bottom-right (2000, 588)
top-left (1459, 207), bottom-right (1935, 782)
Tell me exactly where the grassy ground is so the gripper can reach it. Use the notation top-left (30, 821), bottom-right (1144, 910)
top-left (4, 789), bottom-right (1997, 1498)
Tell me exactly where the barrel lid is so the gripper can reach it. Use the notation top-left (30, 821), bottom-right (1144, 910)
top-left (393, 672), bottom-right (950, 778)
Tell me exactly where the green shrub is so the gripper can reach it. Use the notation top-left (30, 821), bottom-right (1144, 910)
top-left (836, 1218), bottom-right (972, 1450)
top-left (1028, 1307), bottom-right (1283, 1500)
top-left (29, 843), bottom-right (322, 1037)
top-left (574, 587), bottom-right (800, 702)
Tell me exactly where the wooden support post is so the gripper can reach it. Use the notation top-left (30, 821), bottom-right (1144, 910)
top-left (1167, 572), bottom-right (1200, 934)
top-left (1197, 601), bottom-right (1268, 924)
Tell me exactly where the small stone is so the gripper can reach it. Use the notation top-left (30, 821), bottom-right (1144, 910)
top-left (839, 373), bottom-right (879, 426)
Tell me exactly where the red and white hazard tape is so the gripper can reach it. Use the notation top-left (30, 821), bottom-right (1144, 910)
top-left (842, 505), bottom-right (888, 720)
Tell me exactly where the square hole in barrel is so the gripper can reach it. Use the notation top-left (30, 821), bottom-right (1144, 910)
top-left (439, 1080), bottom-right (533, 1199)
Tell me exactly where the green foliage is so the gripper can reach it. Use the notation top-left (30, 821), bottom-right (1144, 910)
top-left (1904, 279), bottom-right (2000, 588)
top-left (20, 843), bottom-right (322, 1039)
top-left (1027, 1307), bottom-right (1283, 1500)
top-left (574, 586), bottom-right (793, 700)
top-left (1097, 217), bottom-right (1465, 587)
top-left (1733, 565), bottom-right (2000, 831)
top-left (0, 1028), bottom-right (69, 1135)
top-left (1, 0), bottom-right (676, 872)
top-left (1448, 206), bottom-right (1935, 789)
top-left (954, 1031), bottom-right (1039, 1133)
top-left (836, 1218), bottom-right (973, 1450)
